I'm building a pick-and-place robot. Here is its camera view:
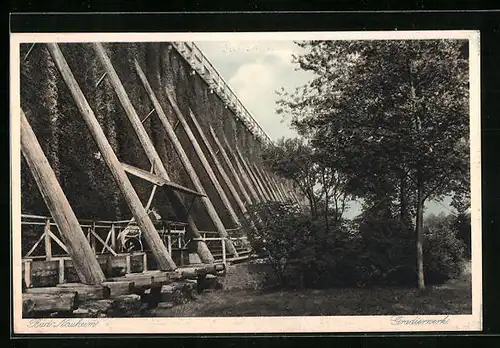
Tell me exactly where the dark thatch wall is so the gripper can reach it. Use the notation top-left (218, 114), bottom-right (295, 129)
top-left (20, 42), bottom-right (266, 233)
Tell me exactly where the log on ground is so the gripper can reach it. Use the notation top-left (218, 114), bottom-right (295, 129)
top-left (26, 284), bottom-right (110, 301)
top-left (22, 292), bottom-right (79, 317)
top-left (101, 281), bottom-right (135, 297)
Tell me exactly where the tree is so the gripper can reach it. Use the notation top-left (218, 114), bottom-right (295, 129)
top-left (277, 39), bottom-right (470, 289)
top-left (261, 137), bottom-right (351, 229)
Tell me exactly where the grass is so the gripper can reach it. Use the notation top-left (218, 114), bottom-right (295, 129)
top-left (146, 262), bottom-right (472, 317)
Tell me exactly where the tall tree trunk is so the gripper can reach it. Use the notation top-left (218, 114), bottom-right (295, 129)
top-left (415, 176), bottom-right (425, 289)
top-left (323, 172), bottom-right (330, 233)
top-left (399, 174), bottom-right (407, 222)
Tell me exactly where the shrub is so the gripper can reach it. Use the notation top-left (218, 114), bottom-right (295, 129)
top-left (423, 215), bottom-right (466, 284)
top-left (246, 201), bottom-right (465, 289)
top-left (245, 201), bottom-right (312, 287)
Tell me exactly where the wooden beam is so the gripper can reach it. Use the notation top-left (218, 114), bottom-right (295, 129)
top-left (20, 109), bottom-right (106, 285)
top-left (253, 163), bottom-right (278, 202)
top-left (261, 169), bottom-right (283, 202)
top-left (121, 161), bottom-right (205, 197)
top-left (46, 43), bottom-right (176, 271)
top-left (133, 58), bottom-right (238, 257)
top-left (209, 126), bottom-right (253, 206)
top-left (221, 133), bottom-right (261, 204)
top-left (26, 284), bottom-right (111, 301)
top-left (186, 109), bottom-right (247, 221)
top-left (235, 145), bottom-right (269, 202)
top-left (270, 173), bottom-right (287, 202)
top-left (92, 44), bottom-right (213, 264)
top-left (43, 220), bottom-right (52, 260)
top-left (176, 107), bottom-right (241, 228)
top-left (23, 293), bottom-right (78, 316)
top-left (187, 110), bottom-right (259, 232)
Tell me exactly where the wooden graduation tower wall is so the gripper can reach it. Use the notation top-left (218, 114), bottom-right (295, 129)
top-left (19, 41), bottom-right (303, 287)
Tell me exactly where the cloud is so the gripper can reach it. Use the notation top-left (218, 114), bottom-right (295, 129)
top-left (195, 41), bottom-right (313, 140)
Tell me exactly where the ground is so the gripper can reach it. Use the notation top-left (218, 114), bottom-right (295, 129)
top-left (146, 261), bottom-right (472, 317)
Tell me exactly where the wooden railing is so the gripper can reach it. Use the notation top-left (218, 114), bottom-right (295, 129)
top-left (21, 214), bottom-right (188, 260)
top-left (191, 226), bottom-right (251, 265)
top-left (21, 214), bottom-right (251, 266)
top-left (172, 41), bottom-right (272, 145)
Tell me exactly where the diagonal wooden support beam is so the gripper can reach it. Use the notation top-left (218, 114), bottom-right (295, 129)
top-left (92, 43), bottom-right (214, 264)
top-left (263, 168), bottom-right (283, 202)
top-left (133, 58), bottom-right (238, 257)
top-left (47, 43), bottom-right (176, 271)
top-left (221, 133), bottom-right (261, 204)
top-left (252, 163), bottom-right (278, 202)
top-left (248, 161), bottom-right (271, 201)
top-left (208, 126), bottom-right (253, 206)
top-left (176, 106), bottom-right (241, 228)
top-left (234, 145), bottom-right (269, 202)
top-left (261, 169), bottom-right (283, 202)
top-left (273, 176), bottom-right (288, 202)
top-left (271, 173), bottom-right (288, 202)
top-left (20, 109), bottom-right (106, 285)
top-left (187, 108), bottom-right (255, 230)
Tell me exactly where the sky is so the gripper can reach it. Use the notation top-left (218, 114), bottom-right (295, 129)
top-left (195, 40), bottom-right (457, 219)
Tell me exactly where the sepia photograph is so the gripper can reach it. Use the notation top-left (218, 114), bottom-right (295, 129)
top-left (10, 30), bottom-right (481, 333)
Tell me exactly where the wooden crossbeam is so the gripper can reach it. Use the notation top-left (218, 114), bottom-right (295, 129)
top-left (121, 162), bottom-right (205, 197)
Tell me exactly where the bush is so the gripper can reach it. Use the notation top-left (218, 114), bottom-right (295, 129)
top-left (423, 215), bottom-right (466, 284)
top-left (246, 202), bottom-right (465, 289)
top-left (245, 201), bottom-right (312, 287)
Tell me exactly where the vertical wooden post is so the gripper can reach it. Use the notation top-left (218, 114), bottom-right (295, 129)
top-left (24, 260), bottom-right (32, 288)
top-left (46, 43), bottom-right (176, 271)
top-left (43, 219), bottom-right (52, 261)
top-left (167, 234), bottom-right (172, 255)
top-left (133, 60), bottom-right (238, 257)
top-left (187, 109), bottom-right (250, 221)
top-left (143, 253), bottom-right (148, 272)
top-left (126, 255), bottom-right (131, 274)
top-left (110, 224), bottom-right (116, 251)
top-left (20, 109), bottom-right (106, 284)
top-left (90, 221), bottom-right (97, 253)
top-left (58, 258), bottom-right (65, 284)
top-left (92, 44), bottom-right (214, 264)
top-left (209, 126), bottom-right (253, 206)
top-left (221, 238), bottom-right (226, 266)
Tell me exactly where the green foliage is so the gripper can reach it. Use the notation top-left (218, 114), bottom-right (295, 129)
top-left (261, 137), bottom-right (351, 222)
top-left (245, 201), bottom-right (312, 287)
top-left (423, 213), bottom-right (467, 283)
top-left (276, 39), bottom-right (471, 288)
top-left (249, 202), bottom-right (465, 289)
top-left (279, 40), bottom-right (469, 206)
